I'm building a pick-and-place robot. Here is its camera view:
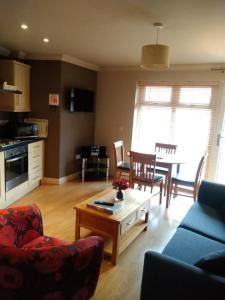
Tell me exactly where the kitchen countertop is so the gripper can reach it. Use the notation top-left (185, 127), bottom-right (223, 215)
top-left (0, 137), bottom-right (45, 151)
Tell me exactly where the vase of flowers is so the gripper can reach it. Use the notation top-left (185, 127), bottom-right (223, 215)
top-left (112, 178), bottom-right (129, 201)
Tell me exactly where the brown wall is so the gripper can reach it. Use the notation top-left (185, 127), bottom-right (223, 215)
top-left (29, 60), bottom-right (61, 178)
top-left (95, 69), bottom-right (225, 177)
top-left (59, 62), bottom-right (97, 177)
top-left (29, 60), bottom-right (97, 179)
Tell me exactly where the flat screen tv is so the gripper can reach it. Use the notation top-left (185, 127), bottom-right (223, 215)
top-left (68, 88), bottom-right (94, 112)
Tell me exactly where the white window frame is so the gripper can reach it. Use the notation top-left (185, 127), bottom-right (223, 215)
top-left (132, 81), bottom-right (219, 179)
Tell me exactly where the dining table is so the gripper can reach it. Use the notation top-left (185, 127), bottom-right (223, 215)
top-left (127, 151), bottom-right (185, 208)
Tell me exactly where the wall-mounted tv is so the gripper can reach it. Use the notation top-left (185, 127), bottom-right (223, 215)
top-left (68, 88), bottom-right (94, 112)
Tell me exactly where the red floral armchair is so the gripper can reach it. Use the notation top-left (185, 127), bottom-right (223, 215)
top-left (0, 204), bottom-right (104, 300)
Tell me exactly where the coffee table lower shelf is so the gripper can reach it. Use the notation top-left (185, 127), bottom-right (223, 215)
top-left (78, 219), bottom-right (148, 263)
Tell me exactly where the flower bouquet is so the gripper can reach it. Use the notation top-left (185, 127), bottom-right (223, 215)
top-left (112, 178), bottom-right (129, 201)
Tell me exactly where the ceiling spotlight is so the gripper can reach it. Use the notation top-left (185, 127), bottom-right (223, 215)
top-left (21, 24), bottom-right (28, 30)
top-left (43, 38), bottom-right (49, 43)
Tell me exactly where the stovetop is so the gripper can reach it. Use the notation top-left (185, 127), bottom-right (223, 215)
top-left (0, 139), bottom-right (24, 148)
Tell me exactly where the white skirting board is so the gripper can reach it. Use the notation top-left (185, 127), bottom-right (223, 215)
top-left (42, 172), bottom-right (80, 185)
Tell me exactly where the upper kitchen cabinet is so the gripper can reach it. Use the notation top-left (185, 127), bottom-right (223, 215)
top-left (0, 60), bottom-right (30, 112)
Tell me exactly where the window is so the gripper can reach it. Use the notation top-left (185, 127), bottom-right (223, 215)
top-left (132, 82), bottom-right (218, 176)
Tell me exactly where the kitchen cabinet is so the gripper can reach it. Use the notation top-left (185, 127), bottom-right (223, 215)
top-left (0, 140), bottom-right (44, 208)
top-left (28, 141), bottom-right (44, 186)
top-left (0, 60), bottom-right (30, 112)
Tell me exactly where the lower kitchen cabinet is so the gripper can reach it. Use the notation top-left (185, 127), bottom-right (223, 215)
top-left (28, 140), bottom-right (44, 186)
top-left (0, 140), bottom-right (44, 208)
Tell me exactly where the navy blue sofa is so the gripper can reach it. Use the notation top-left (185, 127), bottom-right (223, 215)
top-left (140, 180), bottom-right (225, 300)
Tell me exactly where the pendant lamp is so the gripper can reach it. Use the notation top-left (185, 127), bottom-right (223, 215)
top-left (141, 22), bottom-right (170, 70)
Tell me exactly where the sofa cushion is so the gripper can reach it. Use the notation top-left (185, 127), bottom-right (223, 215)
top-left (195, 250), bottom-right (225, 277)
top-left (179, 202), bottom-right (225, 244)
top-left (163, 228), bottom-right (225, 265)
top-left (118, 162), bottom-right (130, 170)
top-left (198, 180), bottom-right (225, 213)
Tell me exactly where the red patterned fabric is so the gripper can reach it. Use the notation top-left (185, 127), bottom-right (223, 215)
top-left (0, 204), bottom-right (43, 247)
top-left (22, 235), bottom-right (71, 248)
top-left (0, 205), bottom-right (104, 300)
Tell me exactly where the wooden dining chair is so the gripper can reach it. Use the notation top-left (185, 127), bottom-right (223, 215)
top-left (112, 140), bottom-right (130, 179)
top-left (169, 152), bottom-right (207, 204)
top-left (155, 142), bottom-right (178, 195)
top-left (129, 151), bottom-right (164, 204)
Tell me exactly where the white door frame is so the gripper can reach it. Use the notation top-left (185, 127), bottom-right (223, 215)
top-left (208, 82), bottom-right (225, 181)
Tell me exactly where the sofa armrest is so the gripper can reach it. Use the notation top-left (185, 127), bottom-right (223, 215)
top-left (140, 251), bottom-right (225, 300)
top-left (198, 180), bottom-right (225, 212)
top-left (0, 236), bottom-right (104, 300)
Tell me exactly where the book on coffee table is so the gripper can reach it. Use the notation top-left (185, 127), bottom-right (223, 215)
top-left (87, 200), bottom-right (123, 214)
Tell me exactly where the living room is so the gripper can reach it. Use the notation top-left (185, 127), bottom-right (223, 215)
top-left (1, 1), bottom-right (225, 299)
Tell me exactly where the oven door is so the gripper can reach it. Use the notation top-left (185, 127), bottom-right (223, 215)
top-left (5, 149), bottom-right (28, 192)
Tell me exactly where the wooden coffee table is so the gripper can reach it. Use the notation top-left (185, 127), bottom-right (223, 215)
top-left (74, 188), bottom-right (152, 265)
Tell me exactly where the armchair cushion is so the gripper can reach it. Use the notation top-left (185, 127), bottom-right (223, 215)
top-left (22, 235), bottom-right (71, 248)
top-left (195, 250), bottom-right (225, 277)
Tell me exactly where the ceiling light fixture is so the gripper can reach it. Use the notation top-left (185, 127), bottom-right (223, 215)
top-left (21, 24), bottom-right (28, 30)
top-left (43, 38), bottom-right (49, 43)
top-left (141, 22), bottom-right (170, 70)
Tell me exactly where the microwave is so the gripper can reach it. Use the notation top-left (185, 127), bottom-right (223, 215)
top-left (15, 123), bottom-right (38, 138)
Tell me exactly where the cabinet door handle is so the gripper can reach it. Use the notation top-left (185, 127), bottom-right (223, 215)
top-left (126, 219), bottom-right (133, 226)
top-left (6, 153), bottom-right (27, 163)
top-left (140, 207), bottom-right (147, 212)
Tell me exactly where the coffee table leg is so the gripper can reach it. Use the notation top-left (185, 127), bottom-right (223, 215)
top-left (166, 165), bottom-right (172, 208)
top-left (144, 211), bottom-right (149, 231)
top-left (75, 211), bottom-right (81, 240)
top-left (111, 225), bottom-right (120, 265)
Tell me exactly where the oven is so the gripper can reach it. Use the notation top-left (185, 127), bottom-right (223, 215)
top-left (5, 144), bottom-right (28, 192)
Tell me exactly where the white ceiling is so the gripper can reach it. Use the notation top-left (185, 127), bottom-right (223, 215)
top-left (1, 0), bottom-right (225, 68)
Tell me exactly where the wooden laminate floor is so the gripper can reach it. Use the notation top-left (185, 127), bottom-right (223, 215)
top-left (10, 180), bottom-right (193, 300)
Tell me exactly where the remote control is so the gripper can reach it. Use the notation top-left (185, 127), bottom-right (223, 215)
top-left (94, 201), bottom-right (114, 206)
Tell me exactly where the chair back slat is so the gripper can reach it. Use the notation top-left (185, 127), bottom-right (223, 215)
top-left (129, 151), bottom-right (156, 188)
top-left (155, 142), bottom-right (177, 154)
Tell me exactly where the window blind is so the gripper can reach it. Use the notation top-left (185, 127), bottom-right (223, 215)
top-left (132, 81), bottom-right (218, 177)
